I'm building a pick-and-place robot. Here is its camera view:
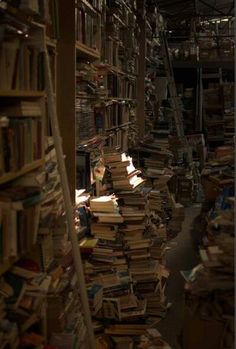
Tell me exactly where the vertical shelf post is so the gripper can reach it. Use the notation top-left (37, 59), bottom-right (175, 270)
top-left (137, 0), bottom-right (146, 139)
top-left (57, 0), bottom-right (76, 201)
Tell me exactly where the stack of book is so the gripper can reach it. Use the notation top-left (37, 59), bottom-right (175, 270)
top-left (0, 264), bottom-right (48, 347)
top-left (168, 194), bottom-right (185, 233)
top-left (137, 139), bottom-right (185, 240)
top-left (76, 63), bottom-right (102, 98)
top-left (201, 146), bottom-right (234, 203)
top-left (224, 110), bottom-right (234, 144)
top-left (46, 257), bottom-right (88, 348)
top-left (147, 190), bottom-right (173, 260)
top-left (89, 195), bottom-right (127, 273)
top-left (182, 189), bottom-right (234, 349)
top-left (103, 151), bottom-right (170, 323)
top-left (102, 325), bottom-right (171, 348)
top-left (76, 98), bottom-right (96, 142)
top-left (0, 291), bottom-right (19, 348)
top-left (103, 152), bottom-right (145, 191)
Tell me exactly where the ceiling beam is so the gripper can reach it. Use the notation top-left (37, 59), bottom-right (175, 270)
top-left (198, 0), bottom-right (229, 15)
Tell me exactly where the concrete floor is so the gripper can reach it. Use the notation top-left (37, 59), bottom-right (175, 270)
top-left (157, 204), bottom-right (202, 349)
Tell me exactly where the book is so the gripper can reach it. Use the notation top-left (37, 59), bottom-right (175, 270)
top-left (90, 195), bottom-right (119, 213)
top-left (93, 212), bottom-right (124, 224)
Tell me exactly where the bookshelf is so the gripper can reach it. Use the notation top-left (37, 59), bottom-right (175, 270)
top-left (0, 1), bottom-right (93, 348)
top-left (0, 10), bottom-right (47, 347)
top-left (57, 0), bottom-right (141, 195)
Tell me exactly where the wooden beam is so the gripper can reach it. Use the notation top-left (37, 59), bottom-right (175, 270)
top-left (57, 0), bottom-right (76, 201)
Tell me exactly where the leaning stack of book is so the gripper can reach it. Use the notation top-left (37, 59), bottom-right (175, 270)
top-left (104, 151), bottom-right (170, 322)
top-left (103, 152), bottom-right (145, 191)
top-left (46, 256), bottom-right (88, 348)
top-left (0, 292), bottom-right (19, 348)
top-left (0, 257), bottom-right (88, 347)
top-left (0, 264), bottom-right (48, 348)
top-left (87, 195), bottom-right (128, 318)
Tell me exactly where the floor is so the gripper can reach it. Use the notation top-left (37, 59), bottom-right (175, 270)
top-left (157, 204), bottom-right (202, 349)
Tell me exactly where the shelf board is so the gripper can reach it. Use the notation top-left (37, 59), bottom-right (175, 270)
top-left (46, 37), bottom-right (57, 48)
top-left (0, 159), bottom-right (44, 185)
top-left (76, 41), bottom-right (100, 60)
top-left (106, 121), bottom-right (132, 131)
top-left (97, 64), bottom-right (137, 77)
top-left (0, 90), bottom-right (45, 98)
top-left (76, 95), bottom-right (136, 102)
top-left (105, 97), bottom-right (136, 101)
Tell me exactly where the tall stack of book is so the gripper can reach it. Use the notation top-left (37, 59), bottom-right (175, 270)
top-left (89, 195), bottom-right (143, 320)
top-left (102, 151), bottom-right (170, 322)
top-left (136, 138), bottom-right (185, 239)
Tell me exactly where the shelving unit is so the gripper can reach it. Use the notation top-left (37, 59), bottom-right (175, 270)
top-left (0, 2), bottom-right (92, 347)
top-left (57, 0), bottom-right (141, 194)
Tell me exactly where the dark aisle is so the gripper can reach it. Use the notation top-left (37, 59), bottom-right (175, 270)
top-left (157, 205), bottom-right (202, 349)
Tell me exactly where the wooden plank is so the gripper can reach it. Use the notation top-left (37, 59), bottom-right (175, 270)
top-left (0, 90), bottom-right (45, 98)
top-left (0, 159), bottom-right (44, 185)
top-left (57, 0), bottom-right (76, 202)
top-left (76, 41), bottom-right (100, 60)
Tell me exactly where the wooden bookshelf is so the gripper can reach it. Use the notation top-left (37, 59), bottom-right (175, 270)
top-left (0, 2), bottom-right (93, 347)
